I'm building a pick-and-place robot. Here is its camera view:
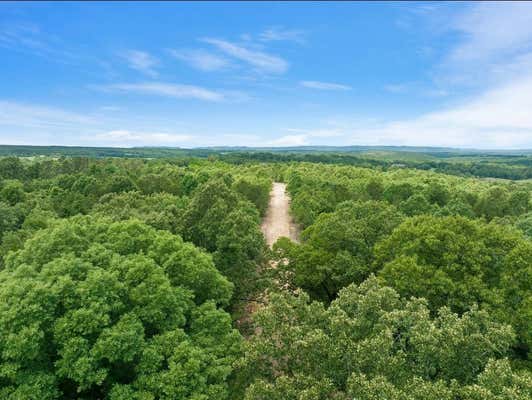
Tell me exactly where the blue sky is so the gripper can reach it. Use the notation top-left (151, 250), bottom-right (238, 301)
top-left (1, 1), bottom-right (532, 149)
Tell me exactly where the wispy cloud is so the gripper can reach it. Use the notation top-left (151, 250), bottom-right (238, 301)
top-left (431, 3), bottom-right (532, 88)
top-left (0, 22), bottom-right (83, 65)
top-left (269, 134), bottom-right (308, 146)
top-left (448, 3), bottom-right (532, 65)
top-left (268, 127), bottom-right (344, 147)
top-left (202, 38), bottom-right (289, 74)
top-left (384, 82), bottom-right (448, 97)
top-left (284, 128), bottom-right (344, 138)
top-left (96, 129), bottom-right (193, 145)
top-left (99, 105), bottom-right (121, 112)
top-left (96, 82), bottom-right (224, 101)
top-left (120, 50), bottom-right (159, 77)
top-left (350, 76), bottom-right (532, 149)
top-left (219, 133), bottom-right (263, 146)
top-left (383, 83), bottom-right (409, 94)
top-left (168, 48), bottom-right (229, 71)
top-left (0, 100), bottom-right (200, 147)
top-left (259, 26), bottom-right (306, 44)
top-left (300, 80), bottom-right (352, 91)
top-left (0, 22), bottom-right (46, 52)
top-left (0, 100), bottom-right (98, 145)
top-left (0, 100), bottom-right (94, 129)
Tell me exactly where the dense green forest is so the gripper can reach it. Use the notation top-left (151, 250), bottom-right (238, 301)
top-left (2, 144), bottom-right (532, 180)
top-left (0, 152), bottom-right (530, 399)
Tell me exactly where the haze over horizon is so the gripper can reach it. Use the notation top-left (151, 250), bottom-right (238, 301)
top-left (2, 2), bottom-right (532, 149)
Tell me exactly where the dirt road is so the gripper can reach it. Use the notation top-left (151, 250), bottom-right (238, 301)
top-left (261, 182), bottom-right (299, 247)
top-left (237, 182), bottom-right (299, 332)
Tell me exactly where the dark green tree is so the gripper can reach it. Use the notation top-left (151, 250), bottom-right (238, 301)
top-left (0, 217), bottom-right (240, 399)
top-left (1, 180), bottom-right (25, 206)
top-left (238, 278), bottom-right (529, 399)
top-left (375, 215), bottom-right (532, 357)
top-left (281, 200), bottom-right (404, 302)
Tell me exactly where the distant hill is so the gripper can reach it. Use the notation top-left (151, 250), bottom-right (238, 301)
top-left (1, 144), bottom-right (531, 158)
top-left (0, 144), bottom-right (531, 180)
top-left (198, 145), bottom-right (532, 156)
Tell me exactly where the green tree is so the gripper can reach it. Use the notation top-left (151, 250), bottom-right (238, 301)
top-left (475, 186), bottom-right (510, 219)
top-left (48, 186), bottom-right (91, 217)
top-left (233, 178), bottom-right (271, 216)
top-left (516, 212), bottom-right (532, 237)
top-left (93, 191), bottom-right (188, 234)
top-left (0, 180), bottom-right (25, 206)
top-left (182, 177), bottom-right (266, 304)
top-left (105, 174), bottom-right (138, 194)
top-left (437, 194), bottom-right (476, 218)
top-left (136, 173), bottom-right (182, 196)
top-left (499, 240), bottom-right (532, 358)
top-left (399, 193), bottom-right (432, 216)
top-left (383, 182), bottom-right (415, 205)
top-left (424, 180), bottom-right (450, 206)
top-left (238, 278), bottom-right (528, 399)
top-left (0, 157), bottom-right (25, 179)
top-left (0, 201), bottom-right (19, 242)
top-left (281, 200), bottom-right (404, 302)
top-left (0, 217), bottom-right (240, 399)
top-left (508, 189), bottom-right (531, 216)
top-left (214, 206), bottom-right (265, 299)
top-left (365, 177), bottom-right (384, 200)
top-left (375, 215), bottom-right (532, 357)
top-left (290, 189), bottom-right (332, 227)
top-left (0, 208), bottom-right (57, 265)
top-left (182, 178), bottom-right (239, 251)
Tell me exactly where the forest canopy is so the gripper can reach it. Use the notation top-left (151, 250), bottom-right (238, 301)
top-left (0, 153), bottom-right (530, 399)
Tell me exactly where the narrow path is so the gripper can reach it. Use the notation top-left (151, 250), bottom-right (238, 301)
top-left (237, 182), bottom-right (299, 333)
top-left (261, 182), bottom-right (299, 247)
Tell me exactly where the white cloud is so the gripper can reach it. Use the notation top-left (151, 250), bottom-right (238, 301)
top-left (284, 128), bottom-right (345, 138)
top-left (0, 22), bottom-right (86, 65)
top-left (222, 133), bottom-right (261, 141)
top-left (384, 83), bottom-right (409, 93)
top-left (0, 101), bottom-right (198, 147)
top-left (449, 3), bottom-right (532, 64)
top-left (436, 3), bottom-right (532, 87)
top-left (0, 100), bottom-right (200, 147)
top-left (168, 48), bottom-right (229, 71)
top-left (0, 101), bottom-right (94, 129)
top-left (99, 105), bottom-right (121, 112)
top-left (269, 134), bottom-right (308, 146)
top-left (0, 100), bottom-right (98, 145)
top-left (219, 133), bottom-right (263, 147)
top-left (351, 76), bottom-right (532, 149)
top-left (259, 27), bottom-right (306, 44)
top-left (98, 82), bottom-right (224, 101)
top-left (384, 83), bottom-right (448, 97)
top-left (202, 38), bottom-right (288, 74)
top-left (96, 130), bottom-right (193, 145)
top-left (121, 50), bottom-right (159, 77)
top-left (0, 22), bottom-right (46, 52)
top-left (300, 81), bottom-right (352, 91)
top-left (365, 2), bottom-right (531, 149)
top-left (265, 128), bottom-right (345, 147)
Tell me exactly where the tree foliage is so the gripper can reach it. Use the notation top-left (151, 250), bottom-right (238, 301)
top-left (238, 278), bottom-right (531, 399)
top-left (375, 215), bottom-right (532, 356)
top-left (0, 154), bottom-right (530, 398)
top-left (278, 200), bottom-right (404, 302)
top-left (0, 217), bottom-right (240, 399)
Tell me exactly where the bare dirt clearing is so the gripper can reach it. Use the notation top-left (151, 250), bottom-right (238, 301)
top-left (261, 182), bottom-right (300, 247)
